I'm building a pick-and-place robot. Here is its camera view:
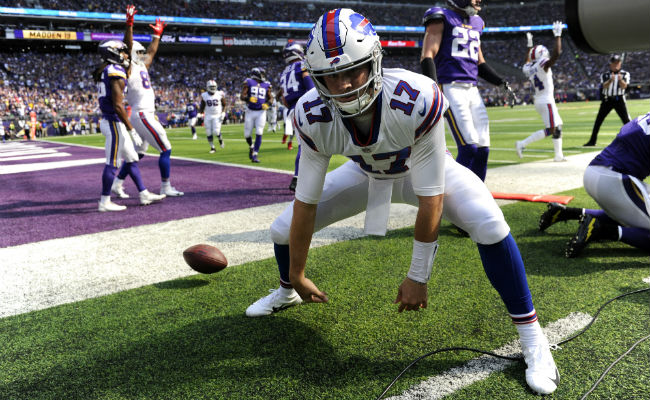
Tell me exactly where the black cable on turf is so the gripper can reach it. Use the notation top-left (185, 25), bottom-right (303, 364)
top-left (376, 287), bottom-right (650, 400)
top-left (580, 334), bottom-right (650, 400)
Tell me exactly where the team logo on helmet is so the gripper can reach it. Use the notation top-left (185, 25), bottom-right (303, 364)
top-left (329, 57), bottom-right (341, 66)
top-left (349, 13), bottom-right (375, 36)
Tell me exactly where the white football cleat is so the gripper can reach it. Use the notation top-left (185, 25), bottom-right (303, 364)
top-left (111, 182), bottom-right (130, 198)
top-left (515, 141), bottom-right (524, 159)
top-left (220, 142), bottom-right (225, 148)
top-left (192, 133), bottom-right (197, 140)
top-left (161, 184), bottom-right (184, 197)
top-left (246, 287), bottom-right (302, 317)
top-left (522, 340), bottom-right (560, 395)
top-left (139, 189), bottom-right (166, 205)
top-left (98, 200), bottom-right (126, 212)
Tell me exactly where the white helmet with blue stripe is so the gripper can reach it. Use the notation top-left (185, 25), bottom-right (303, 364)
top-left (305, 8), bottom-right (383, 118)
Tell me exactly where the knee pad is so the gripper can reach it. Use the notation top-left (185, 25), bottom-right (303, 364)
top-left (472, 218), bottom-right (511, 245)
top-left (270, 217), bottom-right (290, 245)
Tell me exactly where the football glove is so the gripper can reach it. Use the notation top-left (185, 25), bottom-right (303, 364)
top-left (552, 21), bottom-right (563, 38)
top-left (526, 32), bottom-right (533, 48)
top-left (249, 96), bottom-right (258, 104)
top-left (149, 18), bottom-right (167, 37)
top-left (128, 128), bottom-right (143, 147)
top-left (220, 112), bottom-right (226, 122)
top-left (262, 103), bottom-right (269, 110)
top-left (502, 81), bottom-right (516, 108)
top-left (125, 4), bottom-right (136, 26)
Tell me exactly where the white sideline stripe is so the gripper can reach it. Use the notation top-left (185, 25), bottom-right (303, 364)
top-left (387, 312), bottom-right (593, 400)
top-left (0, 152), bottom-right (72, 162)
top-left (0, 148), bottom-right (62, 157)
top-left (0, 158), bottom-right (105, 174)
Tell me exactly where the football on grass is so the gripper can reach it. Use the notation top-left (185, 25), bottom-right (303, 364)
top-left (183, 244), bottom-right (228, 274)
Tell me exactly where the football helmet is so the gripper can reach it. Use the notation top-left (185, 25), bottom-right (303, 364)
top-left (131, 41), bottom-right (146, 65)
top-left (530, 45), bottom-right (550, 61)
top-left (251, 67), bottom-right (266, 81)
top-left (446, 0), bottom-right (481, 16)
top-left (98, 40), bottom-right (129, 68)
top-left (283, 42), bottom-right (305, 64)
top-left (305, 8), bottom-right (382, 118)
top-left (206, 80), bottom-right (217, 94)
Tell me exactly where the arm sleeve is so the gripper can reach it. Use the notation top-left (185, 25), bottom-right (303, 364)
top-left (294, 144), bottom-right (330, 204)
top-left (410, 121), bottom-right (446, 197)
top-left (420, 57), bottom-right (437, 82)
top-left (477, 63), bottom-right (504, 86)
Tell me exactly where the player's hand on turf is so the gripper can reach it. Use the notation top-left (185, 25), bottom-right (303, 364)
top-left (149, 18), bottom-right (167, 37)
top-left (125, 5), bottom-right (137, 26)
top-left (552, 21), bottom-right (563, 38)
top-left (526, 32), bottom-right (533, 47)
top-left (292, 276), bottom-right (328, 303)
top-left (394, 277), bottom-right (428, 312)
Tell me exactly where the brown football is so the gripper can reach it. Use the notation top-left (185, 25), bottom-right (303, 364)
top-left (182, 244), bottom-right (228, 274)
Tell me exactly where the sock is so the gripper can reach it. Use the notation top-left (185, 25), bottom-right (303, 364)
top-left (477, 233), bottom-right (534, 316)
top-left (125, 162), bottom-right (146, 192)
top-left (455, 143), bottom-right (478, 171)
top-left (245, 136), bottom-right (253, 147)
top-left (218, 135), bottom-right (223, 145)
top-left (516, 320), bottom-right (546, 347)
top-left (101, 165), bottom-right (118, 196)
top-left (584, 209), bottom-right (617, 225)
top-left (552, 137), bottom-right (564, 158)
top-left (620, 227), bottom-right (650, 252)
top-left (274, 243), bottom-right (292, 288)
top-left (117, 163), bottom-right (129, 180)
top-left (100, 194), bottom-right (110, 204)
top-left (294, 145), bottom-right (301, 176)
top-left (191, 126), bottom-right (196, 134)
top-left (522, 129), bottom-right (545, 146)
top-left (253, 134), bottom-right (262, 152)
top-left (159, 150), bottom-right (171, 180)
top-left (472, 146), bottom-right (489, 181)
top-left (207, 134), bottom-right (214, 148)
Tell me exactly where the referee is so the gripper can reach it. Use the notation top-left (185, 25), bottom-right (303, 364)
top-left (584, 54), bottom-right (630, 146)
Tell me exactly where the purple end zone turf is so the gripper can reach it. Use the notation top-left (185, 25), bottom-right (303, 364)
top-left (0, 141), bottom-right (294, 248)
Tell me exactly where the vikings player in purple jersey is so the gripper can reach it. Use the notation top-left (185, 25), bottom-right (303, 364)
top-left (278, 42), bottom-right (315, 191)
top-left (540, 112), bottom-right (650, 257)
top-left (240, 68), bottom-right (274, 163)
top-left (245, 9), bottom-right (559, 395)
top-left (186, 100), bottom-right (198, 140)
top-left (420, 0), bottom-right (514, 181)
top-left (92, 38), bottom-right (163, 211)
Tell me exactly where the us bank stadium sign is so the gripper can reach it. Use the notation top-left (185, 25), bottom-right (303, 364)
top-left (222, 37), bottom-right (285, 47)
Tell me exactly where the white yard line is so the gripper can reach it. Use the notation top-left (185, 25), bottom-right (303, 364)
top-left (387, 313), bottom-right (593, 400)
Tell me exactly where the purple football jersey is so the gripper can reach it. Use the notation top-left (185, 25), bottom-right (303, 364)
top-left (97, 64), bottom-right (127, 121)
top-left (590, 112), bottom-right (650, 180)
top-left (422, 7), bottom-right (484, 84)
top-left (279, 60), bottom-right (313, 111)
top-left (186, 103), bottom-right (198, 118)
top-left (245, 78), bottom-right (272, 111)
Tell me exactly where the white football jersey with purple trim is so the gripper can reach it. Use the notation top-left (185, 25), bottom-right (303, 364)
top-left (292, 68), bottom-right (448, 204)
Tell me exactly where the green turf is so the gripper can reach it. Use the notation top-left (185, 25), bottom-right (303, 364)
top-left (0, 188), bottom-right (648, 400)
top-left (4, 100), bottom-right (649, 399)
top-left (44, 99), bottom-right (650, 172)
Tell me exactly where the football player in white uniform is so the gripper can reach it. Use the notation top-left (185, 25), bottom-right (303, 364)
top-left (112, 11), bottom-right (182, 198)
top-left (516, 22), bottom-right (566, 162)
top-left (245, 9), bottom-right (558, 395)
top-left (199, 80), bottom-right (227, 153)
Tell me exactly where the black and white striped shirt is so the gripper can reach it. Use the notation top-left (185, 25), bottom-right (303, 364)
top-left (600, 70), bottom-right (630, 98)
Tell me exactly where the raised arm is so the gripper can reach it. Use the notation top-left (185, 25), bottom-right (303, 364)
top-left (144, 18), bottom-right (167, 69)
top-left (543, 21), bottom-right (563, 72)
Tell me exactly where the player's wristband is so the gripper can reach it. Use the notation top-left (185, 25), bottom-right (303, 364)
top-left (478, 63), bottom-right (504, 86)
top-left (151, 34), bottom-right (160, 39)
top-left (407, 239), bottom-right (438, 284)
top-left (420, 57), bottom-right (437, 82)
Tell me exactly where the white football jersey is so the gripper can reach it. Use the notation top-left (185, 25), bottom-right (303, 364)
top-left (293, 68), bottom-right (448, 204)
top-left (126, 63), bottom-right (156, 112)
top-left (201, 91), bottom-right (225, 118)
top-left (522, 59), bottom-right (555, 103)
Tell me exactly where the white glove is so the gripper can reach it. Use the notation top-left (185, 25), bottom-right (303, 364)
top-left (220, 112), bottom-right (226, 122)
top-left (526, 32), bottom-right (533, 47)
top-left (129, 128), bottom-right (143, 147)
top-left (552, 21), bottom-right (563, 38)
